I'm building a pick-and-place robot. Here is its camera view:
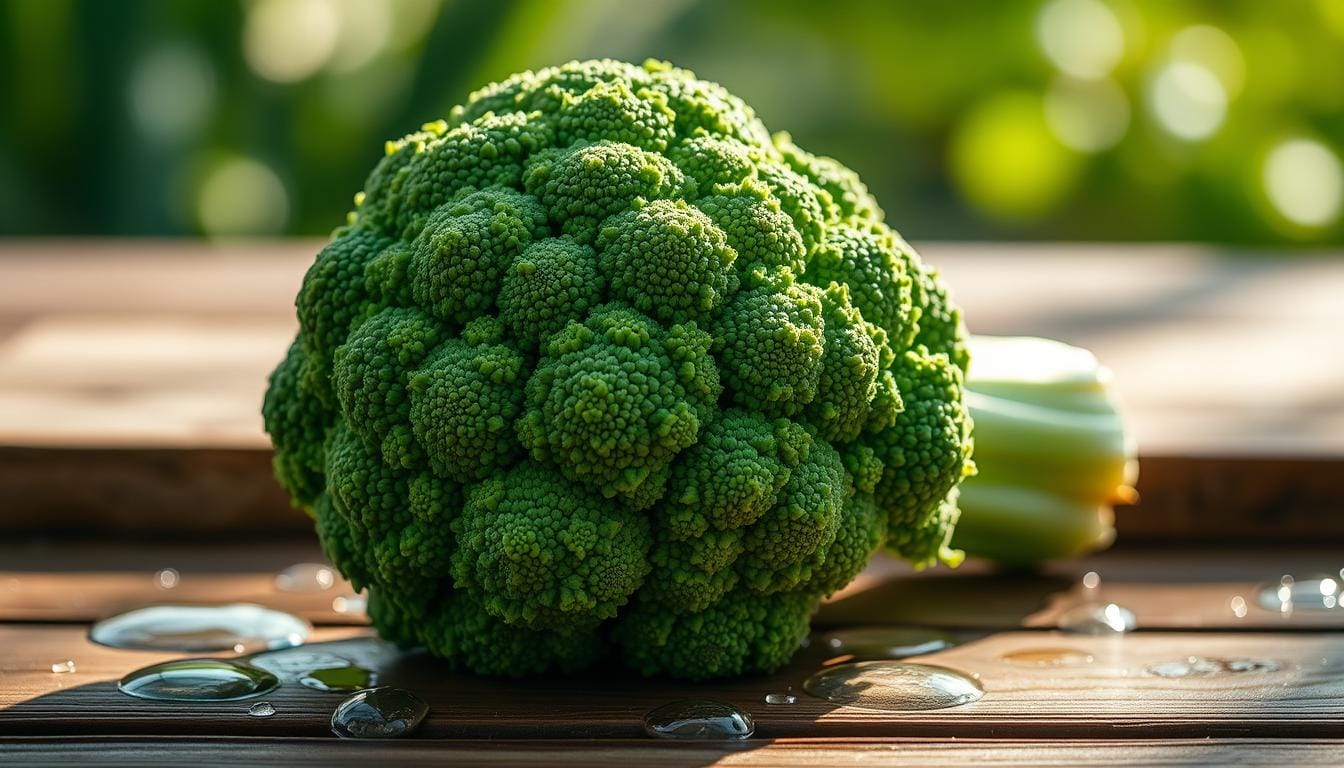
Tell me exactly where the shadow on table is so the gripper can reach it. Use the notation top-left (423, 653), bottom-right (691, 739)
top-left (817, 568), bottom-right (1073, 629)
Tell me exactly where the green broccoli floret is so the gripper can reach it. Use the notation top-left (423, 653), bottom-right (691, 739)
top-left (712, 276), bottom-right (825, 418)
top-left (452, 462), bottom-right (652, 629)
top-left (596, 199), bottom-right (737, 324)
top-left (264, 59), bottom-right (974, 680)
top-left (517, 304), bottom-right (716, 507)
top-left (872, 350), bottom-right (975, 567)
top-left (667, 136), bottom-right (756, 197)
top-left (333, 307), bottom-right (443, 469)
top-left (262, 340), bottom-right (330, 508)
top-left (523, 141), bottom-right (686, 243)
top-left (696, 183), bottom-right (807, 278)
top-left (408, 316), bottom-right (527, 481)
top-left (615, 589), bottom-right (815, 680)
top-left (497, 237), bottom-right (603, 344)
top-left (410, 187), bottom-right (549, 324)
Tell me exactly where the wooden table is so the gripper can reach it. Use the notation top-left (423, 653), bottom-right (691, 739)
top-left (1, 241), bottom-right (1342, 765)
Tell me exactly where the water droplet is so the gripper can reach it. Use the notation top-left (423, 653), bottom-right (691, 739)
top-left (1001, 648), bottom-right (1094, 666)
top-left (90, 604), bottom-right (310, 652)
top-left (803, 662), bottom-right (984, 711)
top-left (1058, 602), bottom-right (1137, 634)
top-left (50, 660), bottom-right (76, 674)
top-left (764, 693), bottom-right (796, 705)
top-left (1257, 574), bottom-right (1340, 612)
top-left (1229, 595), bottom-right (1248, 618)
top-left (248, 701), bottom-right (276, 718)
top-left (118, 659), bottom-right (279, 701)
top-left (643, 700), bottom-right (754, 740)
top-left (274, 563), bottom-right (336, 593)
top-left (331, 687), bottom-right (428, 739)
top-left (332, 594), bottom-right (367, 616)
top-left (300, 662), bottom-right (377, 692)
top-left (1081, 571), bottom-right (1101, 590)
top-left (821, 627), bottom-right (958, 660)
top-left (155, 568), bottom-right (180, 589)
top-left (1145, 656), bottom-right (1280, 678)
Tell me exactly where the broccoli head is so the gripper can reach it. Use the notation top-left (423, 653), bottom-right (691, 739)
top-left (264, 59), bottom-right (973, 680)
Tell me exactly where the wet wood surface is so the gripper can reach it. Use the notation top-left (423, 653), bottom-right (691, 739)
top-left (1, 542), bottom-right (1343, 764)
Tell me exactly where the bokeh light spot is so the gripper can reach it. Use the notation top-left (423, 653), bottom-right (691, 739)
top-left (1149, 60), bottom-right (1226, 141)
top-left (1036, 0), bottom-right (1125, 79)
top-left (326, 1), bottom-right (394, 74)
top-left (128, 43), bottom-right (216, 141)
top-left (1263, 138), bottom-right (1343, 229)
top-left (950, 91), bottom-right (1081, 221)
top-left (196, 155), bottom-right (290, 236)
top-left (243, 0), bottom-right (341, 83)
top-left (1170, 25), bottom-right (1245, 98)
top-left (1044, 76), bottom-right (1130, 152)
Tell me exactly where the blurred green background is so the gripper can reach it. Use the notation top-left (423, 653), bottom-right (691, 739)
top-left (2, 0), bottom-right (1341, 243)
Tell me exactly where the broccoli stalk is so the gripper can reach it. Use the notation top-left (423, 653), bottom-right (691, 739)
top-left (950, 335), bottom-right (1138, 564)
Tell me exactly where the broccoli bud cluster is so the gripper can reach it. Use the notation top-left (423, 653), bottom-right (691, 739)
top-left (263, 59), bottom-right (973, 680)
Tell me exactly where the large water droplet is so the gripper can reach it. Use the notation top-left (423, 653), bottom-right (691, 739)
top-left (803, 662), bottom-right (984, 711)
top-left (248, 701), bottom-right (277, 718)
top-left (330, 687), bottom-right (428, 739)
top-left (1145, 656), bottom-right (1280, 678)
top-left (49, 660), bottom-right (76, 674)
top-left (1001, 648), bottom-right (1095, 666)
top-left (118, 659), bottom-right (279, 701)
top-left (274, 563), bottom-right (336, 593)
top-left (821, 627), bottom-right (958, 660)
top-left (764, 693), bottom-right (796, 705)
top-left (1257, 574), bottom-right (1340, 612)
top-left (90, 604), bottom-right (310, 652)
top-left (1058, 602), bottom-right (1137, 634)
top-left (643, 700), bottom-right (754, 740)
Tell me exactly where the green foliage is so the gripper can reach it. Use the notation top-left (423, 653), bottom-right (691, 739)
top-left (265, 60), bottom-right (973, 679)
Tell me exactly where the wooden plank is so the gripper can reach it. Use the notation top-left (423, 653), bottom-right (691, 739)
top-left (2, 241), bottom-right (1343, 539)
top-left (4, 240), bottom-right (1343, 457)
top-left (0, 570), bottom-right (362, 625)
top-left (821, 560), bottom-right (1344, 632)
top-left (3, 737), bottom-right (1343, 767)
top-left (0, 447), bottom-right (307, 534)
top-left (3, 625), bottom-right (1343, 739)
top-left (5, 544), bottom-right (1342, 629)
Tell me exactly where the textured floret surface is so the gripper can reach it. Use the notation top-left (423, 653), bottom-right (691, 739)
top-left (264, 59), bottom-right (973, 680)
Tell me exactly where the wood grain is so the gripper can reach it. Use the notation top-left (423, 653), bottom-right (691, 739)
top-left (2, 241), bottom-right (1343, 538)
top-left (3, 737), bottom-right (1342, 767)
top-left (0, 570), bottom-right (361, 625)
top-left (3, 626), bottom-right (1343, 739)
top-left (6, 544), bottom-right (1342, 630)
top-left (5, 240), bottom-right (1343, 456)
